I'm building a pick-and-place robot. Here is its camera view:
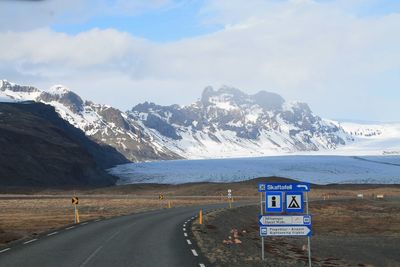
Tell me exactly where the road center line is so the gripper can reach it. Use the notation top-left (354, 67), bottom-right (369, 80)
top-left (80, 230), bottom-right (120, 267)
top-left (186, 239), bottom-right (192, 245)
top-left (191, 249), bottom-right (198, 256)
top-left (0, 248), bottom-right (10, 253)
top-left (184, 233), bottom-right (188, 237)
top-left (23, 239), bottom-right (37, 245)
top-left (80, 245), bottom-right (104, 267)
top-left (183, 228), bottom-right (186, 231)
top-left (47, 232), bottom-right (58, 236)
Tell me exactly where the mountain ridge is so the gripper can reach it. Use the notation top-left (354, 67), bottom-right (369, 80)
top-left (0, 79), bottom-right (364, 161)
top-left (0, 80), bottom-right (181, 162)
top-left (129, 85), bottom-right (352, 158)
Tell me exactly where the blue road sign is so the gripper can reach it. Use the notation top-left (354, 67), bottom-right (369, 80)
top-left (265, 192), bottom-right (283, 213)
top-left (258, 182), bottom-right (311, 192)
top-left (260, 226), bottom-right (312, 237)
top-left (285, 192), bottom-right (304, 213)
top-left (260, 226), bottom-right (268, 236)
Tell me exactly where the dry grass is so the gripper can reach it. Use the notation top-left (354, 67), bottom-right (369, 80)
top-left (0, 196), bottom-right (221, 246)
top-left (1, 180), bottom-right (399, 248)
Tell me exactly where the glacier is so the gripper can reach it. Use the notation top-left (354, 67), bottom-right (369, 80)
top-left (109, 155), bottom-right (400, 185)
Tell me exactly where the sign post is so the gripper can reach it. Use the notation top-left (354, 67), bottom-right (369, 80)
top-left (261, 191), bottom-right (265, 261)
top-left (258, 182), bottom-right (312, 266)
top-left (228, 189), bottom-right (232, 209)
top-left (305, 191), bottom-right (312, 267)
top-left (159, 193), bottom-right (164, 209)
top-left (72, 196), bottom-right (80, 224)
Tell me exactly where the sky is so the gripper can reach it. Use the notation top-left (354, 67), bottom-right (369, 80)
top-left (0, 0), bottom-right (399, 122)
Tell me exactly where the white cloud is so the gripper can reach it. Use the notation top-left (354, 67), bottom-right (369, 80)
top-left (0, 0), bottom-right (400, 121)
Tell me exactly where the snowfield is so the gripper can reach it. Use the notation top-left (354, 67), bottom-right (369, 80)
top-left (109, 155), bottom-right (400, 185)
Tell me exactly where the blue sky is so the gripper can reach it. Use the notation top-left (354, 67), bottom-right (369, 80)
top-left (0, 0), bottom-right (400, 122)
top-left (47, 0), bottom-right (400, 42)
top-left (52, 0), bottom-right (222, 42)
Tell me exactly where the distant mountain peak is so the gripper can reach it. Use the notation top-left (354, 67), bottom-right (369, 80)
top-left (48, 84), bottom-right (70, 96)
top-left (38, 86), bottom-right (84, 114)
top-left (200, 86), bottom-right (285, 111)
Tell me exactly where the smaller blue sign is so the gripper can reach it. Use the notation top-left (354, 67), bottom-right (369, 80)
top-left (265, 192), bottom-right (283, 213)
top-left (285, 192), bottom-right (304, 213)
top-left (259, 182), bottom-right (311, 192)
top-left (303, 215), bottom-right (311, 225)
top-left (260, 227), bottom-right (268, 237)
top-left (258, 183), bottom-right (266, 192)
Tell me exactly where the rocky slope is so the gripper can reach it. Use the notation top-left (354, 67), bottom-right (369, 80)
top-left (0, 102), bottom-right (128, 186)
top-left (130, 86), bottom-right (352, 158)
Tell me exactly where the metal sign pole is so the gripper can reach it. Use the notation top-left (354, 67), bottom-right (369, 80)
top-left (74, 204), bottom-right (77, 224)
top-left (306, 192), bottom-right (312, 267)
top-left (260, 192), bottom-right (265, 261)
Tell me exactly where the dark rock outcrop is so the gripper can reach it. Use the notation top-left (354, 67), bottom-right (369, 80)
top-left (0, 102), bottom-right (128, 186)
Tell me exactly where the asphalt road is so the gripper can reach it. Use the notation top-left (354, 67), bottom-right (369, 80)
top-left (0, 203), bottom-right (233, 267)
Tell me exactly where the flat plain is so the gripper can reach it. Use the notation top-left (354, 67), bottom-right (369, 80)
top-left (1, 177), bottom-right (399, 267)
top-left (191, 188), bottom-right (400, 267)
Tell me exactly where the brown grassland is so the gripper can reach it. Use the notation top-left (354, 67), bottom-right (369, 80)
top-left (1, 176), bottom-right (399, 267)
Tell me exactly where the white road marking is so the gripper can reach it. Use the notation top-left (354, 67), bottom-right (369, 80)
top-left (184, 233), bottom-right (188, 237)
top-left (191, 249), bottom-right (198, 256)
top-left (0, 248), bottom-right (10, 253)
top-left (47, 232), bottom-right (58, 236)
top-left (66, 226), bottom-right (75, 230)
top-left (183, 228), bottom-right (186, 231)
top-left (199, 264), bottom-right (206, 267)
top-left (23, 239), bottom-right (37, 245)
top-left (80, 245), bottom-right (103, 267)
top-left (81, 222), bottom-right (88, 225)
top-left (80, 231), bottom-right (120, 267)
top-left (186, 239), bottom-right (192, 245)
top-left (95, 219), bottom-right (101, 222)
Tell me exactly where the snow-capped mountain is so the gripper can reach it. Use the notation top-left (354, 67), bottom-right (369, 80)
top-left (129, 86), bottom-right (352, 158)
top-left (334, 121), bottom-right (400, 156)
top-left (5, 80), bottom-right (396, 161)
top-left (0, 80), bottom-right (180, 162)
